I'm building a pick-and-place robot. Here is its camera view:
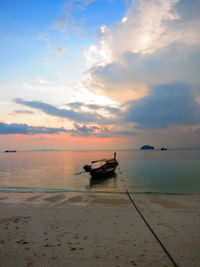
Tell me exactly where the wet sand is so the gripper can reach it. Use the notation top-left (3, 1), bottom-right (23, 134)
top-left (0, 192), bottom-right (200, 267)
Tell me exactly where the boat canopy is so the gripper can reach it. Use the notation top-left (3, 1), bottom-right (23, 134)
top-left (91, 152), bottom-right (117, 164)
top-left (91, 158), bottom-right (115, 164)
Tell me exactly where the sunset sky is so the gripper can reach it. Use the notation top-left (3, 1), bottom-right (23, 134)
top-left (1, 0), bottom-right (200, 150)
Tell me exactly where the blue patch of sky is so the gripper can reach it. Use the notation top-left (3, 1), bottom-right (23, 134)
top-left (0, 0), bottom-right (64, 33)
top-left (0, 0), bottom-right (127, 83)
top-left (75, 0), bottom-right (127, 37)
top-left (80, 0), bottom-right (126, 25)
top-left (0, 0), bottom-right (62, 80)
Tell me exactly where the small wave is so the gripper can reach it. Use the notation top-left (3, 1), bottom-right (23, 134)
top-left (0, 186), bottom-right (127, 194)
top-left (0, 186), bottom-right (188, 195)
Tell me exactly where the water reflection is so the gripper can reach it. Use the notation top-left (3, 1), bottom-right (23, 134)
top-left (88, 173), bottom-right (117, 189)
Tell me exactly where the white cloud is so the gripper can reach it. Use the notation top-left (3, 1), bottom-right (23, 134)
top-left (23, 82), bottom-right (33, 89)
top-left (83, 44), bottom-right (111, 66)
top-left (84, 0), bottom-right (182, 64)
top-left (122, 16), bottom-right (128, 23)
top-left (37, 77), bottom-right (51, 85)
top-left (83, 0), bottom-right (200, 102)
top-left (100, 25), bottom-right (107, 33)
top-left (84, 0), bottom-right (200, 67)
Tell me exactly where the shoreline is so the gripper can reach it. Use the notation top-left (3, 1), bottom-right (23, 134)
top-left (0, 186), bottom-right (198, 195)
top-left (0, 192), bottom-right (200, 266)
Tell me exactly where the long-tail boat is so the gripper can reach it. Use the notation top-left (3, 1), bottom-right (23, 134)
top-left (83, 152), bottom-right (119, 178)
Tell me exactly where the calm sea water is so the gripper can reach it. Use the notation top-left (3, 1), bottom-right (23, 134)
top-left (0, 150), bottom-right (200, 194)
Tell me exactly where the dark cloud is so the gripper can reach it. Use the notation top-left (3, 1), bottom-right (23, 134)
top-left (74, 123), bottom-right (99, 133)
top-left (66, 102), bottom-right (121, 114)
top-left (174, 0), bottom-right (200, 24)
top-left (12, 110), bottom-right (35, 115)
top-left (14, 98), bottom-right (111, 124)
top-left (0, 122), bottom-right (68, 135)
top-left (125, 83), bottom-right (200, 129)
top-left (0, 121), bottom-right (137, 138)
top-left (71, 123), bottom-right (105, 136)
top-left (66, 102), bottom-right (83, 109)
top-left (71, 123), bottom-right (137, 137)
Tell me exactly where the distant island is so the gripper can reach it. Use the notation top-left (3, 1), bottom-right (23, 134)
top-left (140, 145), bottom-right (155, 150)
top-left (4, 150), bottom-right (17, 153)
top-left (32, 149), bottom-right (59, 151)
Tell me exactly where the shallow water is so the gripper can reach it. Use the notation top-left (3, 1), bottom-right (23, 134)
top-left (0, 149), bottom-right (200, 194)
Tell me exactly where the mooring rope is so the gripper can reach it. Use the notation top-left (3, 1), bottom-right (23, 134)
top-left (118, 166), bottom-right (178, 267)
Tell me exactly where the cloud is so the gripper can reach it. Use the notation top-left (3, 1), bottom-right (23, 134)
top-left (14, 98), bottom-right (115, 124)
top-left (85, 0), bottom-right (200, 64)
top-left (0, 121), bottom-right (136, 138)
top-left (11, 110), bottom-right (35, 115)
top-left (125, 83), bottom-right (200, 129)
top-left (71, 123), bottom-right (104, 136)
top-left (54, 0), bottom-right (97, 37)
top-left (71, 123), bottom-right (137, 137)
top-left (37, 77), bottom-right (51, 85)
top-left (0, 122), bottom-right (68, 135)
top-left (84, 0), bottom-right (200, 102)
top-left (66, 101), bottom-right (121, 115)
top-left (88, 43), bottom-right (200, 97)
top-left (23, 82), bottom-right (33, 89)
top-left (84, 0), bottom-right (181, 64)
top-left (37, 35), bottom-right (66, 58)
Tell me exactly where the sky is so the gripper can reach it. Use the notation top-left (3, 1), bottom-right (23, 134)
top-left (1, 0), bottom-right (200, 150)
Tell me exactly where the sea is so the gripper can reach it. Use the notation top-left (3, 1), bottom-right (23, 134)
top-left (0, 149), bottom-right (200, 194)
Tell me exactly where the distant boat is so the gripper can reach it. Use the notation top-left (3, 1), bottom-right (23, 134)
top-left (83, 152), bottom-right (119, 178)
top-left (4, 150), bottom-right (17, 153)
top-left (160, 147), bottom-right (168, 151)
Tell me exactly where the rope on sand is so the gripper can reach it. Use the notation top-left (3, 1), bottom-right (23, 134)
top-left (118, 167), bottom-right (178, 267)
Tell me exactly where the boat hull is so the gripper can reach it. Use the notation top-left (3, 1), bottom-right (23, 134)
top-left (90, 165), bottom-right (118, 178)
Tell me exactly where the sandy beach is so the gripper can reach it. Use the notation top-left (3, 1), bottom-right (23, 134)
top-left (0, 192), bottom-right (200, 267)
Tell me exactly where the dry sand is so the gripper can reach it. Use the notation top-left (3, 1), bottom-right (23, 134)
top-left (0, 192), bottom-right (199, 267)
